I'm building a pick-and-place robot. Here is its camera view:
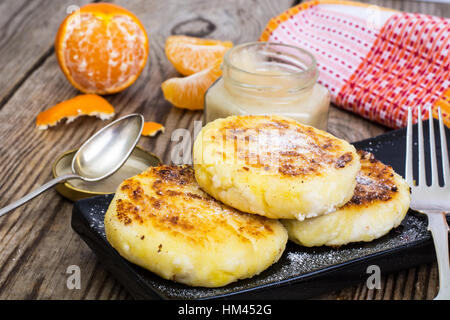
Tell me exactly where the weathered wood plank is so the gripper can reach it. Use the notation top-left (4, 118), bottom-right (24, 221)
top-left (0, 0), bottom-right (29, 30)
top-left (0, 0), bottom-right (294, 299)
top-left (0, 0), bottom-right (92, 107)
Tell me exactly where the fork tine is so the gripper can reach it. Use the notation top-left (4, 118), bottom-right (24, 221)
top-left (405, 107), bottom-right (414, 186)
top-left (428, 106), bottom-right (439, 186)
top-left (438, 107), bottom-right (450, 185)
top-left (418, 106), bottom-right (427, 186)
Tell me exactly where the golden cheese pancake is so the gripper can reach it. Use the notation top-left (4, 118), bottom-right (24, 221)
top-left (104, 165), bottom-right (288, 288)
top-left (193, 115), bottom-right (361, 220)
top-left (282, 151), bottom-right (410, 247)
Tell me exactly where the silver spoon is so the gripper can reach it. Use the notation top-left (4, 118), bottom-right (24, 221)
top-left (0, 113), bottom-right (144, 217)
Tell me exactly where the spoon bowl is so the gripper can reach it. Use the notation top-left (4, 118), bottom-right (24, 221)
top-left (72, 114), bottom-right (144, 181)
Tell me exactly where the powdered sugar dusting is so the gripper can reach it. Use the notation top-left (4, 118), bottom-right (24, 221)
top-left (81, 195), bottom-right (429, 299)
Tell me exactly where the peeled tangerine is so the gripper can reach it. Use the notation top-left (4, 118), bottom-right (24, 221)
top-left (161, 59), bottom-right (222, 110)
top-left (165, 35), bottom-right (232, 76)
top-left (55, 3), bottom-right (149, 94)
top-left (36, 94), bottom-right (114, 129)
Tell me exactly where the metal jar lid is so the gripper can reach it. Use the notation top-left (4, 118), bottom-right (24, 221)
top-left (52, 146), bottom-right (161, 201)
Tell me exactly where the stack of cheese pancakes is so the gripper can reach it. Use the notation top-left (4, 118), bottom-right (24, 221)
top-left (105, 115), bottom-right (410, 287)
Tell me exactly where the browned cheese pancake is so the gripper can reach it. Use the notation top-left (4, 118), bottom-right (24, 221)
top-left (193, 115), bottom-right (361, 220)
top-left (104, 165), bottom-right (288, 287)
top-left (282, 150), bottom-right (411, 247)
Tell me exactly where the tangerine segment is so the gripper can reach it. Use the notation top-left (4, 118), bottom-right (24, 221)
top-left (165, 35), bottom-right (232, 76)
top-left (55, 3), bottom-right (149, 94)
top-left (36, 94), bottom-right (115, 130)
top-left (142, 122), bottom-right (165, 137)
top-left (161, 59), bottom-right (222, 110)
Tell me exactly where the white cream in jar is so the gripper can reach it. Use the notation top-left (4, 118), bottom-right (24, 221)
top-left (204, 42), bottom-right (330, 130)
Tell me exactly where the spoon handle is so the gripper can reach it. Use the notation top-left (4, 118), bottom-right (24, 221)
top-left (0, 173), bottom-right (79, 218)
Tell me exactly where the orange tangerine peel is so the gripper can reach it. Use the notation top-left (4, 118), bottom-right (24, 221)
top-left (165, 35), bottom-right (232, 76)
top-left (161, 58), bottom-right (222, 110)
top-left (142, 121), bottom-right (165, 137)
top-left (36, 94), bottom-right (115, 130)
top-left (55, 3), bottom-right (149, 94)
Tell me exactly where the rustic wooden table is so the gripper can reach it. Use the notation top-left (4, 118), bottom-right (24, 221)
top-left (0, 0), bottom-right (448, 300)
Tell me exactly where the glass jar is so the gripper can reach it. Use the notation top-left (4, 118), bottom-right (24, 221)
top-left (204, 42), bottom-right (330, 130)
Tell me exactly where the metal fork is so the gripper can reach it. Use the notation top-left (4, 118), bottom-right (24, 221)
top-left (406, 106), bottom-right (450, 300)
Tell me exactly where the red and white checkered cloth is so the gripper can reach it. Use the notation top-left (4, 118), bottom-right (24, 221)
top-left (260, 0), bottom-right (450, 129)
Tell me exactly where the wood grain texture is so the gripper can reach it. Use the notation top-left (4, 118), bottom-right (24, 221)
top-left (0, 0), bottom-right (92, 107)
top-left (0, 0), bottom-right (446, 300)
